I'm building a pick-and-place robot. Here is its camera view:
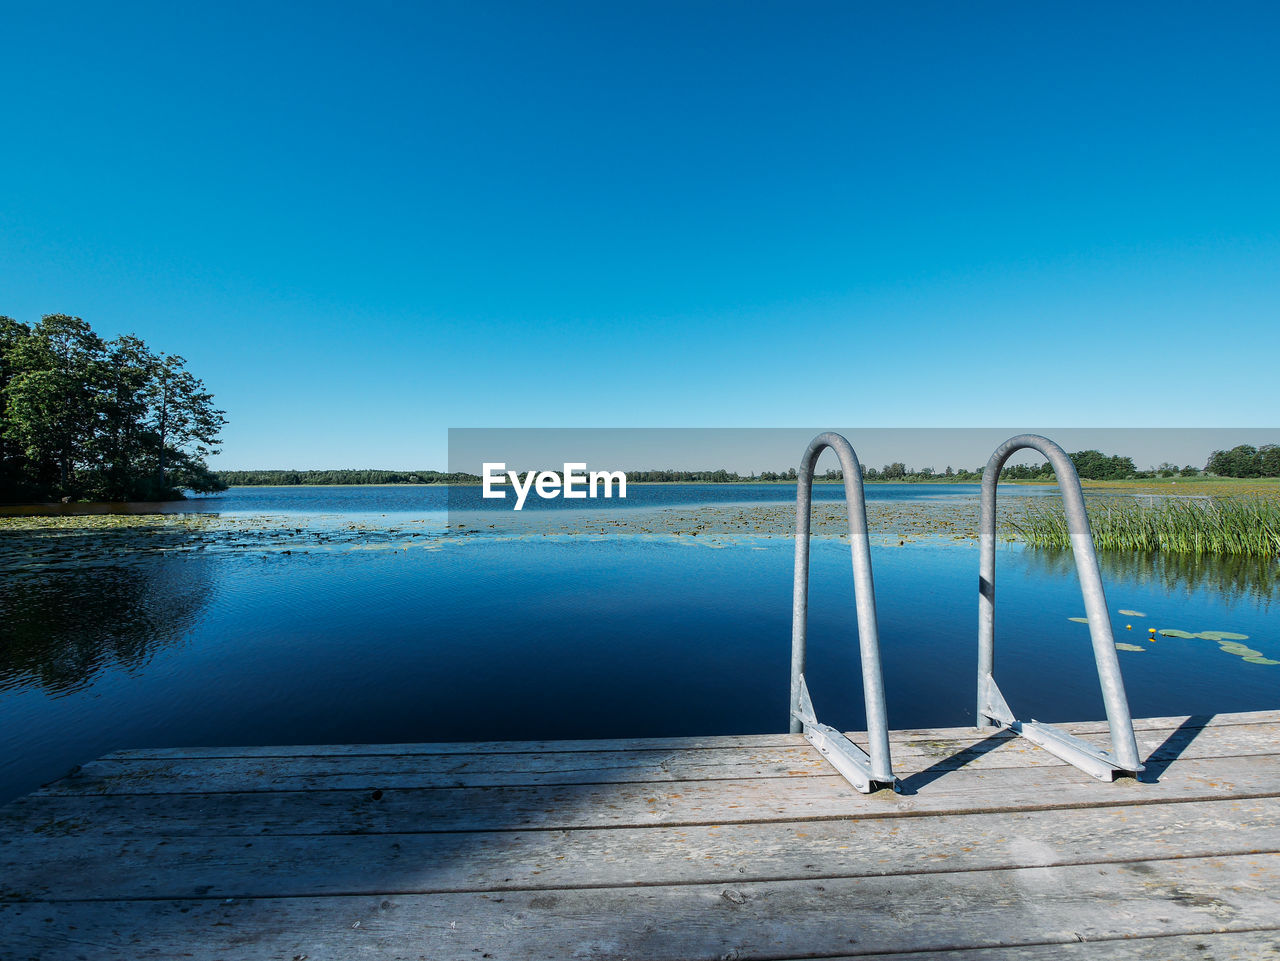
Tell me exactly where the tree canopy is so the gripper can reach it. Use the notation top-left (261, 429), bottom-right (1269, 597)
top-left (1206, 444), bottom-right (1280, 478)
top-left (0, 314), bottom-right (227, 503)
top-left (1067, 449), bottom-right (1138, 480)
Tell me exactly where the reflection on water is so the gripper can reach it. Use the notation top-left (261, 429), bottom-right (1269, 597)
top-left (0, 539), bottom-right (214, 696)
top-left (1021, 546), bottom-right (1280, 609)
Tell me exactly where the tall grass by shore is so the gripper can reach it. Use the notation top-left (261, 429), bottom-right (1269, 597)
top-left (1010, 497), bottom-right (1280, 557)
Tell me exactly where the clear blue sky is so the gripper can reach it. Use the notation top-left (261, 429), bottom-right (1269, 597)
top-left (2, 2), bottom-right (1277, 469)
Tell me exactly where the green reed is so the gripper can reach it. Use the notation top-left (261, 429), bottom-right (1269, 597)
top-left (1009, 496), bottom-right (1280, 557)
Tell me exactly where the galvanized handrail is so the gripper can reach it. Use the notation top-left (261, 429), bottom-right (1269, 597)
top-left (791, 432), bottom-right (895, 792)
top-left (978, 433), bottom-right (1144, 780)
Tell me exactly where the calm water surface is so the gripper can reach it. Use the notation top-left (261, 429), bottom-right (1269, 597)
top-left (1, 485), bottom-right (1275, 802)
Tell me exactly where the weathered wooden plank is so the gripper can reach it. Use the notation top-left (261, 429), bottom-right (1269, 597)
top-left (781, 930), bottom-right (1280, 960)
top-left (1, 797), bottom-right (1276, 901)
top-left (4, 753), bottom-right (1278, 838)
top-left (50, 744), bottom-right (831, 795)
top-left (3, 854), bottom-right (1279, 961)
top-left (97, 710), bottom-right (1278, 760)
top-left (100, 731), bottom-right (808, 759)
top-left (50, 721), bottom-right (1280, 795)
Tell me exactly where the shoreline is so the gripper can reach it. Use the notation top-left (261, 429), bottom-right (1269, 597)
top-left (4, 475), bottom-right (1278, 520)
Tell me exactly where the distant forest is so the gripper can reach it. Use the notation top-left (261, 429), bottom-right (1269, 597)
top-left (215, 447), bottom-right (1280, 488)
top-left (1, 314), bottom-right (226, 503)
top-left (217, 469), bottom-right (480, 486)
top-left (1204, 445), bottom-right (1280, 478)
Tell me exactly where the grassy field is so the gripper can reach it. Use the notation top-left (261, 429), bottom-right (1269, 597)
top-left (1077, 476), bottom-right (1280, 496)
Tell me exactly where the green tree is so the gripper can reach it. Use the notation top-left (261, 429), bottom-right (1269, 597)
top-left (1069, 450), bottom-right (1136, 480)
top-left (94, 335), bottom-right (161, 500)
top-left (3, 314), bottom-right (105, 496)
top-left (1000, 461), bottom-right (1053, 480)
top-left (148, 353), bottom-right (227, 495)
top-left (0, 316), bottom-right (34, 494)
top-left (0, 313), bottom-right (227, 502)
top-left (1259, 445), bottom-right (1280, 478)
top-left (1206, 445), bottom-right (1261, 478)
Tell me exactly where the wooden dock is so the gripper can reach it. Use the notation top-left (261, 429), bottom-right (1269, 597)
top-left (3, 710), bottom-right (1280, 960)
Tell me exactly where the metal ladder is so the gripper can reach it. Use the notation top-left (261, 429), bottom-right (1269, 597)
top-left (790, 432), bottom-right (896, 793)
top-left (977, 434), bottom-right (1144, 780)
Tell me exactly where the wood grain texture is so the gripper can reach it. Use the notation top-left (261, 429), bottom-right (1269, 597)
top-left (95, 710), bottom-right (1277, 761)
top-left (2, 854), bottom-right (1279, 961)
top-left (5, 751), bottom-right (1277, 839)
top-left (51, 719), bottom-right (1280, 795)
top-left (780, 930), bottom-right (1280, 961)
top-left (2, 797), bottom-right (1277, 901)
top-left (3, 710), bottom-right (1279, 961)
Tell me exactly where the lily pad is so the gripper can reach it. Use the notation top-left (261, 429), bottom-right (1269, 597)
top-left (1219, 643), bottom-right (1263, 658)
top-left (1197, 631), bottom-right (1250, 641)
top-left (1118, 609), bottom-right (1146, 617)
top-left (1067, 617), bottom-right (1090, 624)
top-left (1242, 656), bottom-right (1280, 665)
top-left (1115, 643), bottom-right (1146, 652)
top-left (1158, 629), bottom-right (1196, 638)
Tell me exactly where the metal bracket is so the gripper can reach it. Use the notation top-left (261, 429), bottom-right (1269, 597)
top-left (977, 672), bottom-right (1015, 725)
top-left (978, 673), bottom-right (1143, 781)
top-left (794, 675), bottom-right (897, 794)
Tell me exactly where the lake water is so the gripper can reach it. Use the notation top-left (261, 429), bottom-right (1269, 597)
top-left (1, 484), bottom-right (1276, 802)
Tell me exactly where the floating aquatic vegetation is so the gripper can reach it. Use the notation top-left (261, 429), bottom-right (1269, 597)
top-left (1148, 626), bottom-right (1276, 666)
top-left (451, 493), bottom-right (1055, 547)
top-left (0, 511), bottom-right (453, 574)
top-left (1217, 642), bottom-right (1263, 657)
top-left (1063, 615), bottom-right (1268, 656)
top-left (1118, 609), bottom-right (1146, 617)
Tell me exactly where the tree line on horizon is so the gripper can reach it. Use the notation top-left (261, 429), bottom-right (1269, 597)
top-left (0, 314), bottom-right (227, 503)
top-left (217, 469), bottom-right (481, 486)
top-left (213, 446), bottom-right (1280, 488)
top-left (1204, 445), bottom-right (1280, 478)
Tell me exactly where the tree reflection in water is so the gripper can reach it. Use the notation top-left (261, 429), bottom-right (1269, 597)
top-left (0, 527), bottom-right (214, 696)
top-left (1019, 546), bottom-right (1280, 610)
